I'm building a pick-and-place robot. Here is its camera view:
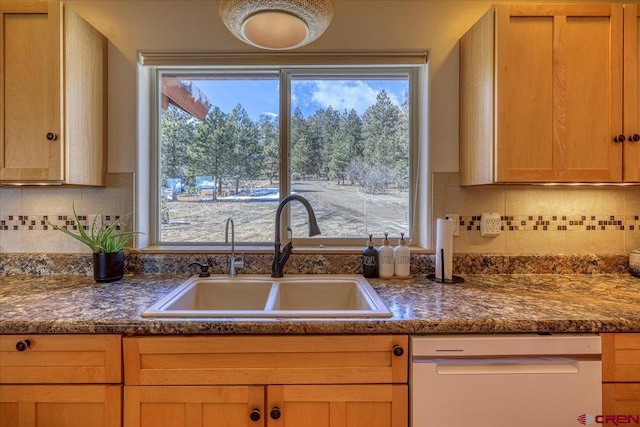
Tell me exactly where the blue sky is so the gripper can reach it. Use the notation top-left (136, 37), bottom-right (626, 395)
top-left (196, 78), bottom-right (408, 121)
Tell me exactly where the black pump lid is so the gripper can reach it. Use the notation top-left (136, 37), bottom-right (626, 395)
top-left (398, 232), bottom-right (407, 246)
top-left (367, 234), bottom-right (375, 247)
top-left (383, 232), bottom-right (390, 246)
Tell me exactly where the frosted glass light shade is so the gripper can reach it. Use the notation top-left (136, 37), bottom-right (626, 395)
top-left (217, 0), bottom-right (335, 50)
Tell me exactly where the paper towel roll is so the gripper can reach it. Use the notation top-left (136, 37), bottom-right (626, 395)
top-left (435, 218), bottom-right (454, 281)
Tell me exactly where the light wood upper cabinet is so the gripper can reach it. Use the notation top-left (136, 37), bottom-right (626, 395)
top-left (624, 4), bottom-right (640, 181)
top-left (460, 4), bottom-right (640, 184)
top-left (0, 1), bottom-right (107, 185)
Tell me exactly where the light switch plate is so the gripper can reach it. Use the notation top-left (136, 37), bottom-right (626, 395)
top-left (445, 214), bottom-right (460, 236)
top-left (480, 212), bottom-right (501, 237)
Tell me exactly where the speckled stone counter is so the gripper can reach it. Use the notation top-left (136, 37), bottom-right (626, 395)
top-left (1, 274), bottom-right (638, 335)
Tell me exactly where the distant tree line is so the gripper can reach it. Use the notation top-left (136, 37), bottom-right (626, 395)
top-left (160, 89), bottom-right (409, 199)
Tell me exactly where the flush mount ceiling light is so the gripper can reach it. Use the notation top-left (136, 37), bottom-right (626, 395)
top-left (216, 0), bottom-right (335, 50)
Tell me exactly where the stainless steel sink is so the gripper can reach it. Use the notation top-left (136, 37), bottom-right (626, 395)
top-left (141, 274), bottom-right (391, 318)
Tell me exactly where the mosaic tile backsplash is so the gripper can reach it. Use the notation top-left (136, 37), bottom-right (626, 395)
top-left (0, 173), bottom-right (134, 253)
top-left (1, 172), bottom-right (639, 254)
top-left (1, 215), bottom-right (123, 232)
top-left (432, 173), bottom-right (640, 254)
top-left (462, 215), bottom-right (639, 232)
top-left (2, 214), bottom-right (638, 232)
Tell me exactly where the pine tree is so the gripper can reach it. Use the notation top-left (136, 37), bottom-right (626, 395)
top-left (226, 105), bottom-right (263, 194)
top-left (191, 106), bottom-right (230, 201)
top-left (257, 114), bottom-right (279, 184)
top-left (330, 109), bottom-right (362, 184)
top-left (360, 90), bottom-right (405, 193)
top-left (160, 105), bottom-right (194, 200)
top-left (290, 107), bottom-right (311, 180)
top-left (307, 106), bottom-right (340, 178)
top-left (362, 89), bottom-right (401, 167)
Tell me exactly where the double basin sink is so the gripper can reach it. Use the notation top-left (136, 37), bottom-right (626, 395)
top-left (142, 274), bottom-right (392, 318)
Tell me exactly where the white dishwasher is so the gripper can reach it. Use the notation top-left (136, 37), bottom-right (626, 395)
top-left (410, 334), bottom-right (601, 427)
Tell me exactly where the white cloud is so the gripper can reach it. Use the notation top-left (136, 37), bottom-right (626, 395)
top-left (296, 81), bottom-right (401, 116)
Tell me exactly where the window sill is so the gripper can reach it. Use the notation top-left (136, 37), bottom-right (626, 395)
top-left (138, 245), bottom-right (430, 255)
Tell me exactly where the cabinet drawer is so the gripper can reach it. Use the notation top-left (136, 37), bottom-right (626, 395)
top-left (124, 335), bottom-right (408, 386)
top-left (602, 333), bottom-right (640, 382)
top-left (0, 335), bottom-right (122, 384)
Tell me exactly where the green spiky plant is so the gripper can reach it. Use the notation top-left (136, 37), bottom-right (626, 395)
top-left (50, 203), bottom-right (141, 253)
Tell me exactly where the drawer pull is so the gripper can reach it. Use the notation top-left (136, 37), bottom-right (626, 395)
top-left (46, 132), bottom-right (58, 141)
top-left (630, 134), bottom-right (640, 142)
top-left (270, 407), bottom-right (281, 420)
top-left (613, 134), bottom-right (626, 143)
top-left (16, 339), bottom-right (31, 352)
top-left (393, 345), bottom-right (404, 357)
top-left (250, 408), bottom-right (261, 422)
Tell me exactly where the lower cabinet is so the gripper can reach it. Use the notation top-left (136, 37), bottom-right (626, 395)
top-left (124, 385), bottom-right (262, 426)
top-left (601, 333), bottom-right (640, 415)
top-left (0, 385), bottom-right (121, 427)
top-left (0, 334), bottom-right (122, 427)
top-left (268, 384), bottom-right (406, 427)
top-left (125, 384), bottom-right (405, 427)
top-left (603, 384), bottom-right (640, 416)
top-left (123, 335), bottom-right (408, 427)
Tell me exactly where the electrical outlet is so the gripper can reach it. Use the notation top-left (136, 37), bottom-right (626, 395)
top-left (480, 212), bottom-right (501, 237)
top-left (445, 214), bottom-right (460, 237)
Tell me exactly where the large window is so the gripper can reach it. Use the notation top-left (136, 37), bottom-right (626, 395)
top-left (152, 64), bottom-right (421, 246)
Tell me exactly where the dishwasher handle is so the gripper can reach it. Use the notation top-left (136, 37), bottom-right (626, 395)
top-left (415, 357), bottom-right (584, 375)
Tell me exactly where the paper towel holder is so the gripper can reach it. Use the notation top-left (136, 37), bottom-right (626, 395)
top-left (427, 248), bottom-right (465, 284)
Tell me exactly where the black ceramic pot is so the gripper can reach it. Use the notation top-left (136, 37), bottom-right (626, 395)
top-left (93, 250), bottom-right (125, 282)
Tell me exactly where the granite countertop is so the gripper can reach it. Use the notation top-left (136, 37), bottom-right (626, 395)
top-left (1, 274), bottom-right (639, 335)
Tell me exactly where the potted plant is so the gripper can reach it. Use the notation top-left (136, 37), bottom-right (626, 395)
top-left (50, 203), bottom-right (141, 282)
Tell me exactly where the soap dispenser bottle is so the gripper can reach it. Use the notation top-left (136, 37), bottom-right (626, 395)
top-left (394, 232), bottom-right (411, 278)
top-left (378, 232), bottom-right (395, 278)
top-left (362, 234), bottom-right (379, 278)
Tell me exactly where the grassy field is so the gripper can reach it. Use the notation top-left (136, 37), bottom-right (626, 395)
top-left (161, 180), bottom-right (409, 243)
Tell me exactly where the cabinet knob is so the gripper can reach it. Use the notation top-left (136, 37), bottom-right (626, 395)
top-left (16, 339), bottom-right (31, 352)
top-left (630, 134), bottom-right (640, 142)
top-left (613, 134), bottom-right (626, 143)
top-left (270, 407), bottom-right (281, 420)
top-left (393, 345), bottom-right (404, 357)
top-left (46, 133), bottom-right (58, 141)
top-left (249, 408), bottom-right (261, 422)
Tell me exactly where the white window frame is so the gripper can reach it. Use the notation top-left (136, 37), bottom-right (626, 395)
top-left (136, 53), bottom-right (430, 250)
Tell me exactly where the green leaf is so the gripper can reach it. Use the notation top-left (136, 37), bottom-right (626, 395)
top-left (48, 202), bottom-right (143, 253)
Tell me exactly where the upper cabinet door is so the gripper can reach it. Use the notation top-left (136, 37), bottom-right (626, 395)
top-left (495, 4), bottom-right (623, 183)
top-left (0, 1), bottom-right (63, 182)
top-left (624, 3), bottom-right (640, 182)
top-left (460, 4), bottom-right (628, 185)
top-left (0, 1), bottom-right (106, 186)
